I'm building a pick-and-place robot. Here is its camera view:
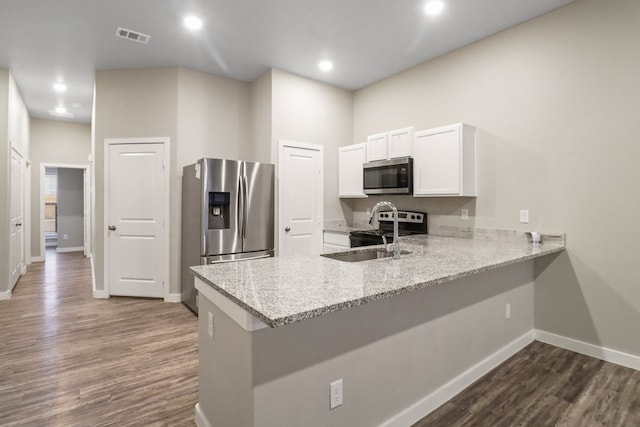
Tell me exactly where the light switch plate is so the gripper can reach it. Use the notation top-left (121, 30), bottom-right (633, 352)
top-left (330, 379), bottom-right (343, 409)
top-left (461, 209), bottom-right (469, 220)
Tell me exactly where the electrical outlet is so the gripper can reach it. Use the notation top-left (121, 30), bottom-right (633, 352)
top-left (207, 311), bottom-right (214, 338)
top-left (505, 303), bottom-right (511, 319)
top-left (461, 209), bottom-right (469, 220)
top-left (519, 210), bottom-right (529, 224)
top-left (330, 379), bottom-right (343, 409)
top-left (63, 234), bottom-right (69, 240)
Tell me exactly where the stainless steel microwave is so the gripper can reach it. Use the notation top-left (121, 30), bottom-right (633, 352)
top-left (363, 157), bottom-right (413, 195)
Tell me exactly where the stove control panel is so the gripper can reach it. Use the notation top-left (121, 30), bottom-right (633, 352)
top-left (377, 210), bottom-right (425, 224)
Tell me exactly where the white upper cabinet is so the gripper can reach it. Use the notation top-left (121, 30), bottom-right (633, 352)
top-left (366, 127), bottom-right (414, 162)
top-left (338, 143), bottom-right (368, 198)
top-left (387, 127), bottom-right (414, 159)
top-left (413, 123), bottom-right (476, 197)
top-left (366, 133), bottom-right (388, 162)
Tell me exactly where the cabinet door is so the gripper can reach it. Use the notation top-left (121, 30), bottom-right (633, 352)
top-left (323, 243), bottom-right (348, 254)
top-left (338, 143), bottom-right (368, 198)
top-left (323, 232), bottom-right (350, 247)
top-left (366, 133), bottom-right (388, 162)
top-left (414, 123), bottom-right (476, 196)
top-left (388, 127), bottom-right (414, 159)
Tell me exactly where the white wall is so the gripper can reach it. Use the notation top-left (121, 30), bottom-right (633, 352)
top-left (351, 0), bottom-right (640, 357)
top-left (29, 119), bottom-right (91, 259)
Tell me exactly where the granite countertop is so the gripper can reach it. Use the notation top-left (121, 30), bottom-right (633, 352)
top-left (322, 225), bottom-right (371, 234)
top-left (191, 234), bottom-right (564, 328)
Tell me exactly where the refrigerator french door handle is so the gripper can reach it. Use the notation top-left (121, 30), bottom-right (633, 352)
top-left (237, 175), bottom-right (244, 242)
top-left (242, 175), bottom-right (248, 239)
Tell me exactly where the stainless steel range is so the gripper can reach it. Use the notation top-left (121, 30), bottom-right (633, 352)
top-left (349, 211), bottom-right (427, 247)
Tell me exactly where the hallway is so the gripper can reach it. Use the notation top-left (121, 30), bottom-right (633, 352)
top-left (0, 251), bottom-right (198, 426)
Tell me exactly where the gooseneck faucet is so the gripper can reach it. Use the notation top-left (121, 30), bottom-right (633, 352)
top-left (369, 201), bottom-right (400, 259)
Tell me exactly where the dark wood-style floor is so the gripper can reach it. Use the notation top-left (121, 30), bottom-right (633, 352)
top-left (0, 250), bottom-right (199, 426)
top-left (2, 251), bottom-right (639, 426)
top-left (414, 340), bottom-right (640, 426)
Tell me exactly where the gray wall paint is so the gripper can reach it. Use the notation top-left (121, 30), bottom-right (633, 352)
top-left (94, 67), bottom-right (179, 294)
top-left (198, 261), bottom-right (534, 426)
top-left (56, 168), bottom-right (84, 249)
top-left (351, 0), bottom-right (640, 356)
top-left (29, 119), bottom-right (90, 258)
top-left (246, 70), bottom-right (272, 163)
top-left (1, 70), bottom-right (30, 294)
top-left (271, 69), bottom-right (353, 222)
top-left (93, 67), bottom-right (353, 294)
top-left (94, 67), bottom-right (253, 295)
top-left (0, 69), bottom-right (9, 293)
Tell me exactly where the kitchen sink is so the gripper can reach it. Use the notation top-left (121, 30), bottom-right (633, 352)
top-left (321, 248), bottom-right (411, 262)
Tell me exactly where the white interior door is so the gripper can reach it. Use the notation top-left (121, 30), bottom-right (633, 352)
top-left (83, 168), bottom-right (90, 256)
top-left (107, 143), bottom-right (166, 298)
top-left (9, 148), bottom-right (25, 289)
top-left (279, 141), bottom-right (323, 256)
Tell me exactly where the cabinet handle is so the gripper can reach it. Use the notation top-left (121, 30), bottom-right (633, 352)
top-left (284, 226), bottom-right (291, 232)
top-left (108, 225), bottom-right (117, 231)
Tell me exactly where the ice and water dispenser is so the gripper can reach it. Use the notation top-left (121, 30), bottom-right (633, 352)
top-left (208, 192), bottom-right (230, 229)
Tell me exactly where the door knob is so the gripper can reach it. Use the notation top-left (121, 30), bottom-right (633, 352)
top-left (108, 225), bottom-right (117, 231)
top-left (15, 223), bottom-right (22, 227)
top-left (284, 226), bottom-right (291, 232)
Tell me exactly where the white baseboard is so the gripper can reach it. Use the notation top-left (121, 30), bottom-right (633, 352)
top-left (195, 403), bottom-right (212, 427)
top-left (382, 330), bottom-right (536, 427)
top-left (164, 293), bottom-right (182, 303)
top-left (31, 255), bottom-right (45, 263)
top-left (0, 289), bottom-right (11, 300)
top-left (93, 290), bottom-right (109, 299)
top-left (56, 246), bottom-right (84, 253)
top-left (536, 329), bottom-right (640, 371)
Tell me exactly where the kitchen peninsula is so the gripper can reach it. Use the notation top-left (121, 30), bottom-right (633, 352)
top-left (192, 233), bottom-right (564, 427)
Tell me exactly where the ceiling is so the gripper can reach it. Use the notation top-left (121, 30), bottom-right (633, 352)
top-left (0, 0), bottom-right (575, 124)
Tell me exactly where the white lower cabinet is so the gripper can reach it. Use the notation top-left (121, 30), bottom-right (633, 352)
top-left (413, 123), bottom-right (476, 197)
top-left (323, 232), bottom-right (350, 254)
top-left (338, 143), bottom-right (367, 198)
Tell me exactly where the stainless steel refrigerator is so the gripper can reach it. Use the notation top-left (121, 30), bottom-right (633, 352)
top-left (181, 158), bottom-right (275, 314)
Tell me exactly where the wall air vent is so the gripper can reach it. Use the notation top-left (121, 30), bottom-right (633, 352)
top-left (115, 27), bottom-right (151, 44)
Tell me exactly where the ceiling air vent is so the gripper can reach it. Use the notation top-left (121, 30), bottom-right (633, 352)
top-left (115, 27), bottom-right (151, 44)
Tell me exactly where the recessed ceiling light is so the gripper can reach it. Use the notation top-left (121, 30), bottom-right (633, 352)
top-left (53, 83), bottom-right (67, 92)
top-left (424, 0), bottom-right (445, 16)
top-left (55, 106), bottom-right (67, 114)
top-left (48, 109), bottom-right (74, 118)
top-left (319, 60), bottom-right (333, 72)
top-left (184, 15), bottom-right (203, 31)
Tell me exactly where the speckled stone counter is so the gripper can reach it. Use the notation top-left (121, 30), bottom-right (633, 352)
top-left (323, 225), bottom-right (371, 234)
top-left (191, 234), bottom-right (564, 328)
